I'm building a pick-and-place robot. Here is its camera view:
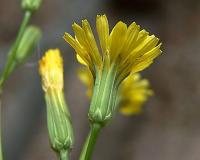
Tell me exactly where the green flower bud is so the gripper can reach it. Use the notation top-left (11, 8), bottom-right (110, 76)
top-left (16, 25), bottom-right (41, 64)
top-left (45, 90), bottom-right (74, 152)
top-left (89, 63), bottom-right (119, 125)
top-left (21, 0), bottom-right (42, 12)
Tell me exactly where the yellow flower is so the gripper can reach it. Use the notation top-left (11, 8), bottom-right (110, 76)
top-left (64, 15), bottom-right (161, 123)
top-left (118, 73), bottom-right (153, 115)
top-left (39, 49), bottom-right (63, 92)
top-left (64, 14), bottom-right (161, 81)
top-left (77, 68), bottom-right (152, 115)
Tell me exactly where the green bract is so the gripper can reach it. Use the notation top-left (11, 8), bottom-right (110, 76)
top-left (45, 89), bottom-right (74, 153)
top-left (89, 63), bottom-right (119, 124)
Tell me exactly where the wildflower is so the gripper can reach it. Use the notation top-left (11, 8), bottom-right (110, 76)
top-left (64, 15), bottom-right (161, 124)
top-left (78, 68), bottom-right (153, 115)
top-left (39, 49), bottom-right (74, 156)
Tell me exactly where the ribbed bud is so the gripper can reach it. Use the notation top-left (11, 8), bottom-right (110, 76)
top-left (21, 0), bottom-right (42, 12)
top-left (16, 25), bottom-right (41, 64)
top-left (45, 90), bottom-right (74, 152)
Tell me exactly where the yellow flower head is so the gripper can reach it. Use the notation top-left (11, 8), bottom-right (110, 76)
top-left (39, 49), bottom-right (63, 92)
top-left (64, 14), bottom-right (161, 82)
top-left (64, 15), bottom-right (161, 122)
top-left (77, 68), bottom-right (153, 116)
top-left (119, 73), bottom-right (153, 115)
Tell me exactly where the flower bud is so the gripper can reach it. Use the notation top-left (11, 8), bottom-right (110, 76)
top-left (39, 49), bottom-right (74, 153)
top-left (45, 90), bottom-right (74, 152)
top-left (16, 25), bottom-right (41, 64)
top-left (21, 0), bottom-right (42, 12)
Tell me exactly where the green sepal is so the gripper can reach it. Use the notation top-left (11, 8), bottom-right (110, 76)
top-left (88, 62), bottom-right (119, 124)
top-left (45, 89), bottom-right (74, 152)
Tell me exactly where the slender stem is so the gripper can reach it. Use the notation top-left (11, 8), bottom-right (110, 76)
top-left (80, 123), bottom-right (102, 160)
top-left (0, 11), bottom-right (32, 160)
top-left (0, 98), bottom-right (2, 160)
top-left (0, 11), bottom-right (32, 87)
top-left (59, 150), bottom-right (69, 160)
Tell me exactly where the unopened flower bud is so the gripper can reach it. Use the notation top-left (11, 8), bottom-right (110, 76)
top-left (21, 0), bottom-right (42, 12)
top-left (16, 25), bottom-right (41, 64)
top-left (39, 49), bottom-right (74, 154)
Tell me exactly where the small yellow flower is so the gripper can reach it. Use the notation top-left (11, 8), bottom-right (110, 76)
top-left (77, 68), bottom-right (152, 115)
top-left (64, 15), bottom-right (161, 81)
top-left (39, 49), bottom-right (63, 92)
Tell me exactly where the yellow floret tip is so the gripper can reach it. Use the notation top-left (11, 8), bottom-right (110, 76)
top-left (39, 49), bottom-right (64, 92)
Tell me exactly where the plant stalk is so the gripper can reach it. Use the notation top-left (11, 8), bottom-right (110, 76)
top-left (0, 98), bottom-right (2, 160)
top-left (59, 150), bottom-right (69, 160)
top-left (0, 10), bottom-right (32, 160)
top-left (80, 123), bottom-right (102, 160)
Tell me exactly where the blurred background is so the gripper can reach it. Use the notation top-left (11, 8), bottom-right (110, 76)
top-left (1, 0), bottom-right (200, 159)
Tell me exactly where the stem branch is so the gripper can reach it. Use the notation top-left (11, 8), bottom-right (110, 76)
top-left (0, 11), bottom-right (32, 88)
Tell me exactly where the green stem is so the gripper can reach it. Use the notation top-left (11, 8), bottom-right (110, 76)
top-left (0, 98), bottom-right (2, 160)
top-left (80, 123), bottom-right (102, 160)
top-left (0, 11), bottom-right (32, 88)
top-left (0, 10), bottom-right (32, 160)
top-left (59, 150), bottom-right (69, 160)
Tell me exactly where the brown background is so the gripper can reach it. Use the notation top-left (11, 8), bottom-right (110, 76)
top-left (0, 0), bottom-right (200, 160)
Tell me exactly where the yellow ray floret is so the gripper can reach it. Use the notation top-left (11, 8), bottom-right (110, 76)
top-left (39, 49), bottom-right (64, 92)
top-left (64, 14), bottom-right (161, 80)
top-left (77, 68), bottom-right (152, 115)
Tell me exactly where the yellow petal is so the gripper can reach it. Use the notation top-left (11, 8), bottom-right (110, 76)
top-left (133, 35), bottom-right (159, 56)
top-left (132, 60), bottom-right (153, 73)
top-left (82, 20), bottom-right (102, 67)
top-left (63, 32), bottom-right (91, 66)
top-left (96, 15), bottom-right (109, 55)
top-left (76, 54), bottom-right (88, 66)
top-left (72, 23), bottom-right (89, 50)
top-left (109, 21), bottom-right (127, 62)
top-left (121, 22), bottom-right (140, 56)
top-left (136, 43), bottom-right (162, 63)
top-left (127, 30), bottom-right (150, 59)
